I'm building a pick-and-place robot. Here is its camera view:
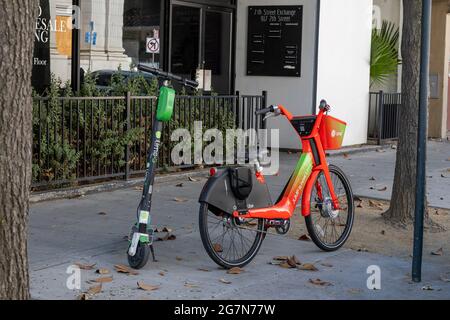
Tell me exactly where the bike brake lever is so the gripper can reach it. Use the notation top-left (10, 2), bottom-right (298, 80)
top-left (263, 112), bottom-right (275, 121)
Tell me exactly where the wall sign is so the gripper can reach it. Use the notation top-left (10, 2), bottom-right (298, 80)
top-left (32, 0), bottom-right (51, 93)
top-left (247, 6), bottom-right (303, 77)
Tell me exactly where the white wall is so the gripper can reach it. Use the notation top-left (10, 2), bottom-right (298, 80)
top-left (235, 0), bottom-right (319, 150)
top-left (316, 0), bottom-right (373, 146)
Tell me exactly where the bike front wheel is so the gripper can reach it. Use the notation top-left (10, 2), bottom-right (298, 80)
top-left (199, 203), bottom-right (265, 269)
top-left (305, 165), bottom-right (354, 251)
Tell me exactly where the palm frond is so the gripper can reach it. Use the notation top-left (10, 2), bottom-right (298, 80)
top-left (370, 21), bottom-right (401, 87)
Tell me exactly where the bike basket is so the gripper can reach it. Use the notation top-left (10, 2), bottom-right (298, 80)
top-left (319, 115), bottom-right (347, 150)
top-left (229, 167), bottom-right (253, 201)
top-left (290, 116), bottom-right (317, 137)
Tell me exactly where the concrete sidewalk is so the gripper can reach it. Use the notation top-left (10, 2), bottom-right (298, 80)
top-left (29, 141), bottom-right (450, 300)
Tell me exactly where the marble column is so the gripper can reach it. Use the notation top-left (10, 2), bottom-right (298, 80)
top-left (80, 0), bottom-right (131, 71)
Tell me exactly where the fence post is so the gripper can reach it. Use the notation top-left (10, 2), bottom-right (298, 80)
top-left (377, 90), bottom-right (384, 145)
top-left (124, 91), bottom-right (131, 180)
top-left (235, 90), bottom-right (241, 129)
top-left (262, 90), bottom-right (268, 130)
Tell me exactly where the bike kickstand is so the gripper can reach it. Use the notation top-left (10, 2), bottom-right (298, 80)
top-left (150, 244), bottom-right (157, 262)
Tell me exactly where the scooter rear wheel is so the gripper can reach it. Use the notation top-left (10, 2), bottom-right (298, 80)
top-left (127, 243), bottom-right (150, 270)
top-left (199, 203), bottom-right (265, 269)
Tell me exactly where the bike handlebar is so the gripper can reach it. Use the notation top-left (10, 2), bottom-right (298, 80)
top-left (319, 99), bottom-right (331, 112)
top-left (137, 64), bottom-right (199, 89)
top-left (255, 106), bottom-right (275, 115)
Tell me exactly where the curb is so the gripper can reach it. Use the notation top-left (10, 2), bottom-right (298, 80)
top-left (30, 144), bottom-right (394, 204)
top-left (326, 143), bottom-right (393, 157)
top-left (30, 169), bottom-right (210, 204)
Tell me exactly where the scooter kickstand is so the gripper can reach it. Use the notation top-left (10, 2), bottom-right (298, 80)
top-left (150, 244), bottom-right (157, 262)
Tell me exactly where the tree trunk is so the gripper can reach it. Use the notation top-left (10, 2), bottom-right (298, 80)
top-left (383, 0), bottom-right (427, 225)
top-left (0, 1), bottom-right (37, 299)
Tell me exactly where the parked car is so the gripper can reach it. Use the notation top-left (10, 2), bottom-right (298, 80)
top-left (90, 69), bottom-right (157, 95)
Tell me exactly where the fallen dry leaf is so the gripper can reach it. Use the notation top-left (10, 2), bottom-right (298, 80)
top-left (174, 197), bottom-right (188, 203)
top-left (370, 186), bottom-right (387, 192)
top-left (213, 243), bottom-right (223, 253)
top-left (369, 177), bottom-right (376, 181)
top-left (96, 268), bottom-right (110, 275)
top-left (75, 262), bottom-right (96, 270)
top-left (137, 282), bottom-right (160, 291)
top-left (287, 255), bottom-right (301, 267)
top-left (98, 212), bottom-right (107, 216)
top-left (298, 234), bottom-right (311, 242)
top-left (92, 276), bottom-right (113, 283)
top-left (78, 284), bottom-right (103, 299)
top-left (162, 227), bottom-right (173, 233)
top-left (198, 268), bottom-right (210, 272)
top-left (188, 176), bottom-right (198, 182)
top-left (279, 262), bottom-right (294, 269)
top-left (321, 263), bottom-right (333, 268)
top-left (158, 272), bottom-right (166, 276)
top-left (431, 248), bottom-right (443, 256)
top-left (176, 256), bottom-right (183, 261)
top-left (273, 256), bottom-right (289, 261)
top-left (78, 293), bottom-right (89, 300)
top-left (368, 200), bottom-right (384, 211)
top-left (184, 282), bottom-right (199, 288)
top-left (298, 263), bottom-right (319, 271)
top-left (422, 285), bottom-right (434, 291)
top-left (309, 279), bottom-right (332, 286)
top-left (114, 264), bottom-right (139, 275)
top-left (87, 284), bottom-right (102, 295)
top-left (227, 267), bottom-right (244, 275)
top-left (176, 183), bottom-right (184, 187)
top-left (348, 288), bottom-right (363, 294)
top-left (219, 278), bottom-right (232, 284)
top-left (157, 234), bottom-right (177, 241)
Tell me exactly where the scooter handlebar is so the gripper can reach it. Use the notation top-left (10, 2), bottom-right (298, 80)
top-left (137, 64), bottom-right (199, 89)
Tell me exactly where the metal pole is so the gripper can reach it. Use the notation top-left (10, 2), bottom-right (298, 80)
top-left (71, 0), bottom-right (81, 94)
top-left (412, 0), bottom-right (432, 283)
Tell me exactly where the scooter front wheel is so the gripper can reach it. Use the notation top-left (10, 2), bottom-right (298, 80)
top-left (127, 242), bottom-right (150, 269)
top-left (199, 203), bottom-right (265, 269)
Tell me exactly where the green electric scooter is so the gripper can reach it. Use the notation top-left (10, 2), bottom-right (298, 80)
top-left (127, 64), bottom-right (198, 269)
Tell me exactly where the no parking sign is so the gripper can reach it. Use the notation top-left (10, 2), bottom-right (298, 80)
top-left (146, 37), bottom-right (160, 54)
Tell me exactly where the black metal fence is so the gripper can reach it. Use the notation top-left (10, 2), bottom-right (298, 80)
top-left (32, 92), bottom-right (267, 189)
top-left (368, 91), bottom-right (402, 144)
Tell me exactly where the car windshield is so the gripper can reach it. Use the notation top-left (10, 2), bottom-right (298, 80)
top-left (96, 73), bottom-right (112, 87)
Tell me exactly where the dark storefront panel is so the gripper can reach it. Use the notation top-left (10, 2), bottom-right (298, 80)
top-left (123, 0), bottom-right (161, 68)
top-left (32, 0), bottom-right (236, 94)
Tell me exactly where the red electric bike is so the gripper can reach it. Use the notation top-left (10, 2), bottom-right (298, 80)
top-left (198, 100), bottom-right (354, 269)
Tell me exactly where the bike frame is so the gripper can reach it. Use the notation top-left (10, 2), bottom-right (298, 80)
top-left (232, 107), bottom-right (340, 221)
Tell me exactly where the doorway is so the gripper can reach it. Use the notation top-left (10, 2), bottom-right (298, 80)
top-left (169, 1), bottom-right (234, 94)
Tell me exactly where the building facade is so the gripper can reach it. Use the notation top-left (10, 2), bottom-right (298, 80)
top-left (33, 0), bottom-right (374, 148)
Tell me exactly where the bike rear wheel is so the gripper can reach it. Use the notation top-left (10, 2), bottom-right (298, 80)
top-left (305, 165), bottom-right (354, 251)
top-left (199, 203), bottom-right (265, 269)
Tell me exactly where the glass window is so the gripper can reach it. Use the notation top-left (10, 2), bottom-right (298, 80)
top-left (123, 0), bottom-right (161, 68)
